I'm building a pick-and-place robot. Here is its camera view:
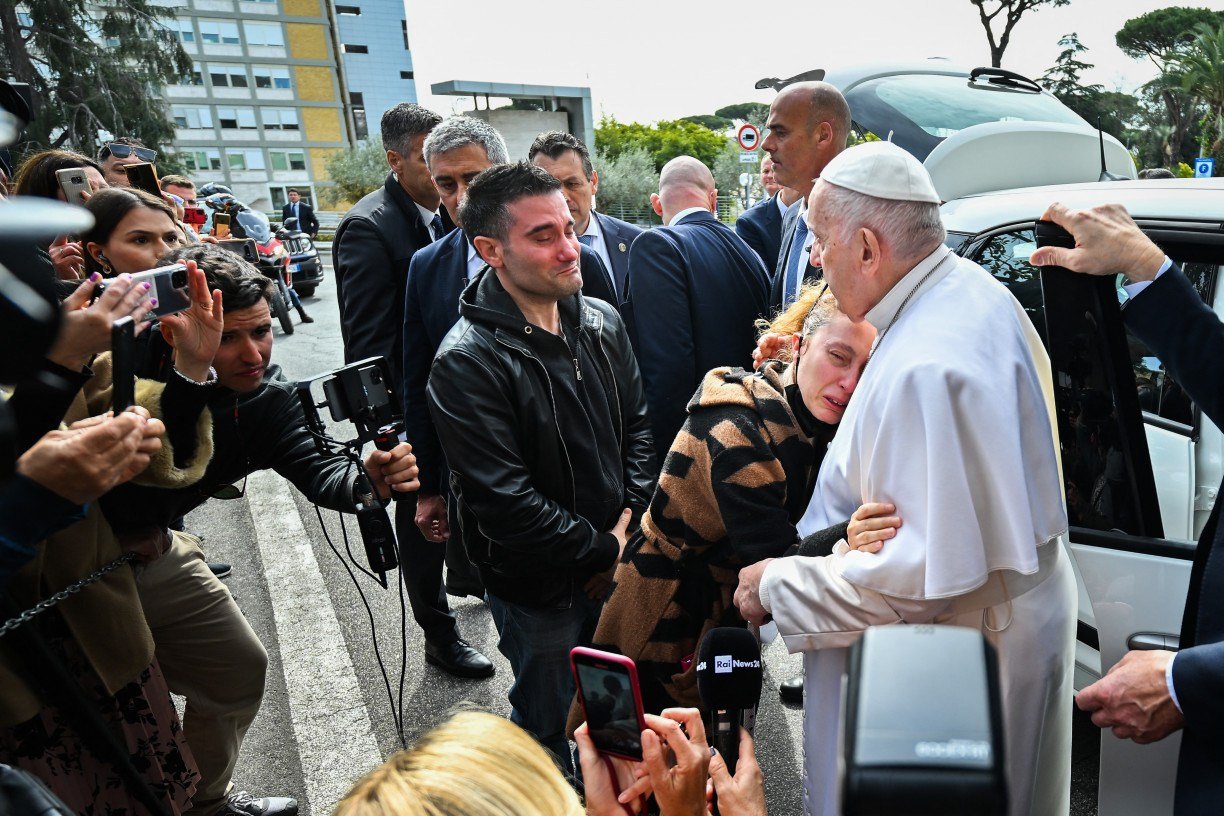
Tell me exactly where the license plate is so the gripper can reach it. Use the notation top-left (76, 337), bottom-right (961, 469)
top-left (289, 263), bottom-right (300, 272)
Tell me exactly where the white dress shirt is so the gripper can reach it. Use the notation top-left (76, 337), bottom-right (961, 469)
top-left (466, 239), bottom-right (486, 282)
top-left (668, 206), bottom-right (710, 226)
top-left (414, 201), bottom-right (443, 242)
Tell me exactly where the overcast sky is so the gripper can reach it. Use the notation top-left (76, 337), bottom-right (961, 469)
top-left (402, 0), bottom-right (1224, 123)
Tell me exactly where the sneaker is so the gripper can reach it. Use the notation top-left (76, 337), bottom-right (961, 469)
top-left (221, 790), bottom-right (298, 815)
top-left (209, 562), bottom-right (233, 579)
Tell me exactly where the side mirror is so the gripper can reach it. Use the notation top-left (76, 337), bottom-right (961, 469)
top-left (283, 216), bottom-right (299, 231)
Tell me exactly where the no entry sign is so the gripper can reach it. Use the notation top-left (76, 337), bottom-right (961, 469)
top-left (737, 123), bottom-right (761, 152)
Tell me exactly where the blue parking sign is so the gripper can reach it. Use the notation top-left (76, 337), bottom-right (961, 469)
top-left (1195, 158), bottom-right (1215, 178)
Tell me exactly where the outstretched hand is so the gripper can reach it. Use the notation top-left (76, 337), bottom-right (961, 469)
top-left (158, 260), bottom-right (223, 381)
top-left (47, 274), bottom-right (154, 370)
top-left (1028, 202), bottom-right (1166, 283)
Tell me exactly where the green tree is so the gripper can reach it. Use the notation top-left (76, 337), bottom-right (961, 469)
top-left (593, 146), bottom-right (660, 225)
top-left (320, 137), bottom-right (387, 208)
top-left (595, 116), bottom-right (728, 172)
top-left (1174, 22), bottom-right (1224, 159)
top-left (714, 103), bottom-right (769, 125)
top-left (1116, 7), bottom-right (1224, 163)
top-left (969, 0), bottom-right (1071, 67)
top-left (1041, 33), bottom-right (1103, 108)
top-left (0, 0), bottom-right (190, 154)
top-left (681, 114), bottom-right (733, 131)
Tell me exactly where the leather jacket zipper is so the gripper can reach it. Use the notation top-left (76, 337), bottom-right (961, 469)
top-left (494, 335), bottom-right (577, 509)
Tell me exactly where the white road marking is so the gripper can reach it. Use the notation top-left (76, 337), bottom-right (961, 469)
top-left (247, 468), bottom-right (382, 811)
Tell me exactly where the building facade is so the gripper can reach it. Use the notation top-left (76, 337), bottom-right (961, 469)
top-left (162, 0), bottom-right (416, 211)
top-left (333, 1), bottom-right (417, 141)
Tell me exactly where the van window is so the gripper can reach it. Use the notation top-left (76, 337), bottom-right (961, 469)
top-left (971, 230), bottom-right (1216, 432)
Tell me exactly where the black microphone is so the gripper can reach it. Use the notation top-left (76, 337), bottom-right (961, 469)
top-left (696, 627), bottom-right (763, 776)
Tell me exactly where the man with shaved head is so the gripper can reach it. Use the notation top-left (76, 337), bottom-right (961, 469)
top-left (624, 155), bottom-right (771, 463)
top-left (763, 81), bottom-right (852, 309)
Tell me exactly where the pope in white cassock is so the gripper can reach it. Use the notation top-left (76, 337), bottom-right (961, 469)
top-left (734, 142), bottom-right (1076, 816)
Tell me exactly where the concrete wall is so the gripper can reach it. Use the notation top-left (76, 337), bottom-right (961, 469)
top-left (470, 109), bottom-right (569, 161)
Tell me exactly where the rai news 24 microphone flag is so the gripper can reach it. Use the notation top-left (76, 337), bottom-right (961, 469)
top-left (696, 627), bottom-right (763, 774)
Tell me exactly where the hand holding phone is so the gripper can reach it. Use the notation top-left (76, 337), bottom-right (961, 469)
top-left (123, 162), bottom-right (162, 198)
top-left (55, 167), bottom-right (92, 205)
top-left (111, 317), bottom-right (136, 412)
top-left (213, 212), bottom-right (231, 239)
top-left (571, 647), bottom-right (649, 761)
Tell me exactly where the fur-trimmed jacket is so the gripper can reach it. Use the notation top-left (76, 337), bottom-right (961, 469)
top-left (582, 362), bottom-right (847, 715)
top-left (0, 354), bottom-right (215, 724)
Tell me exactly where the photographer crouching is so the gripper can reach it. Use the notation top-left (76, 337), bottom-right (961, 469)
top-left (94, 244), bottom-right (419, 816)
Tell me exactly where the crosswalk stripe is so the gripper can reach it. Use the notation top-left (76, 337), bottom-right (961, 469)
top-left (246, 468), bottom-right (382, 811)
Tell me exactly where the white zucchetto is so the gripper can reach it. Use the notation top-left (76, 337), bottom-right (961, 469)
top-left (820, 141), bottom-right (941, 204)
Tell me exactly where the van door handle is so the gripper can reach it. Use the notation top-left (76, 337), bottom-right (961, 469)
top-left (1127, 633), bottom-right (1179, 651)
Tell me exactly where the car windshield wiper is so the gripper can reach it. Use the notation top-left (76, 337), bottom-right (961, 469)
top-left (968, 67), bottom-right (1042, 94)
top-left (755, 69), bottom-right (826, 91)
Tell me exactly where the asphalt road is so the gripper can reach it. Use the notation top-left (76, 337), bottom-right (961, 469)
top-left (185, 257), bottom-right (1100, 815)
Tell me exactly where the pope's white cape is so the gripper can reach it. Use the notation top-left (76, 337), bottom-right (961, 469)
top-left (761, 246), bottom-right (1076, 816)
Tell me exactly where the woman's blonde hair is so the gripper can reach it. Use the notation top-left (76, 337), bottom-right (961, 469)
top-left (755, 283), bottom-right (842, 363)
top-left (333, 710), bottom-right (583, 816)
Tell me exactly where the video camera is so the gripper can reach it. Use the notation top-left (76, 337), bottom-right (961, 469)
top-left (295, 357), bottom-right (403, 586)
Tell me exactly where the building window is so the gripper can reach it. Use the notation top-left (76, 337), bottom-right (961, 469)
top-left (177, 62), bottom-right (204, 86)
top-left (172, 105), bottom-right (213, 129)
top-left (342, 44), bottom-right (368, 54)
top-left (270, 150), bottom-right (307, 171)
top-left (169, 19), bottom-right (195, 44)
top-left (350, 93), bottom-right (368, 140)
top-left (399, 71), bottom-right (414, 80)
top-left (198, 19), bottom-right (241, 45)
top-left (263, 108), bottom-right (300, 131)
top-left (243, 21), bottom-right (284, 47)
top-left (253, 66), bottom-right (292, 90)
top-left (227, 149), bottom-right (266, 171)
top-left (182, 149), bottom-right (223, 171)
top-left (401, 20), bottom-right (409, 50)
top-left (217, 107), bottom-right (258, 130)
top-left (208, 63), bottom-right (249, 88)
top-left (335, 4), bottom-right (360, 13)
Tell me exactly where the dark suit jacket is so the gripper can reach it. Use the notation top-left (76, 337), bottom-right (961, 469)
top-left (735, 193), bottom-right (785, 273)
top-left (1123, 265), bottom-right (1224, 815)
top-left (403, 229), bottom-right (618, 495)
top-left (332, 173), bottom-right (453, 394)
top-left (593, 211), bottom-right (644, 301)
top-left (769, 201), bottom-right (822, 310)
top-left (623, 210), bottom-right (771, 463)
top-left (282, 200), bottom-right (319, 235)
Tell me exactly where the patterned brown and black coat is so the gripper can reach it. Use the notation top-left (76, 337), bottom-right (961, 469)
top-left (582, 362), bottom-right (845, 718)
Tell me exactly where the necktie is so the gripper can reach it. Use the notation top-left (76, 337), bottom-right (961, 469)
top-left (430, 213), bottom-right (444, 241)
top-left (577, 234), bottom-right (595, 248)
top-left (782, 217), bottom-right (809, 308)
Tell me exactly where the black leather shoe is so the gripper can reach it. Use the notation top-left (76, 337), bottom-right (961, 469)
top-left (425, 639), bottom-right (495, 679)
top-left (779, 675), bottom-right (804, 704)
top-left (298, 313), bottom-right (314, 323)
top-left (209, 562), bottom-right (233, 579)
top-left (221, 791), bottom-right (298, 815)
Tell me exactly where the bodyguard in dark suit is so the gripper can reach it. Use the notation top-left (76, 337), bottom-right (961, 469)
top-left (1039, 202), bottom-right (1224, 815)
top-left (735, 191), bottom-right (785, 273)
top-left (529, 130), bottom-right (643, 302)
top-left (332, 104), bottom-right (492, 679)
top-left (624, 155), bottom-right (770, 463)
top-left (762, 82), bottom-right (852, 312)
top-left (281, 188), bottom-right (318, 237)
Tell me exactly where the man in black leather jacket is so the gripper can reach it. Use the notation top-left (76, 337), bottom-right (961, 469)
top-left (427, 163), bottom-right (655, 772)
top-left (101, 246), bottom-right (419, 816)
